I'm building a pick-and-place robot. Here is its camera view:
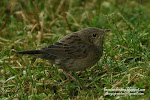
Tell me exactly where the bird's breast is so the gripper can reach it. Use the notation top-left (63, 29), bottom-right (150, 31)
top-left (69, 49), bottom-right (102, 71)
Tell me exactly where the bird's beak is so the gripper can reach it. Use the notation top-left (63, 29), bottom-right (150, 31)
top-left (104, 29), bottom-right (111, 33)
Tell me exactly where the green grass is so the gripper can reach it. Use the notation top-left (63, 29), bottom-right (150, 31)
top-left (0, 0), bottom-right (150, 99)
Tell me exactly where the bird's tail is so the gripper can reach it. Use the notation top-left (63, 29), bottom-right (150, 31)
top-left (12, 50), bottom-right (46, 55)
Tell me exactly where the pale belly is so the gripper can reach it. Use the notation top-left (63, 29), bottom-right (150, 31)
top-left (68, 52), bottom-right (102, 71)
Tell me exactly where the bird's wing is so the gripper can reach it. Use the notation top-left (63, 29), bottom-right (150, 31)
top-left (41, 34), bottom-right (90, 59)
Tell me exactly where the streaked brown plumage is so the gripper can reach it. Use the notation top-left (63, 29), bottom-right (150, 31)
top-left (13, 27), bottom-right (110, 83)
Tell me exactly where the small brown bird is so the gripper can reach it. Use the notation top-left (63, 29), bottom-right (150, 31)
top-left (13, 27), bottom-right (110, 83)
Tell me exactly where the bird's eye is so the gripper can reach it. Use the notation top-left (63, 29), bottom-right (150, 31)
top-left (92, 34), bottom-right (97, 37)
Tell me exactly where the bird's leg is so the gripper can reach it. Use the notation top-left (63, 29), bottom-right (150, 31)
top-left (63, 70), bottom-right (79, 84)
top-left (67, 72), bottom-right (80, 84)
top-left (77, 71), bottom-right (81, 76)
top-left (63, 70), bottom-right (70, 83)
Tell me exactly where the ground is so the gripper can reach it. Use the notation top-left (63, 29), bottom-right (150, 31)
top-left (0, 0), bottom-right (150, 99)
